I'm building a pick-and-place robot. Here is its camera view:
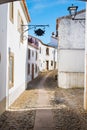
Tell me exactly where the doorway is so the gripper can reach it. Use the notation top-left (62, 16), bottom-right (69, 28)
top-left (46, 61), bottom-right (49, 70)
top-left (32, 64), bottom-right (34, 80)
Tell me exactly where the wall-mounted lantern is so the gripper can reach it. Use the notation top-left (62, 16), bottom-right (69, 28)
top-left (67, 4), bottom-right (78, 20)
top-left (67, 4), bottom-right (85, 20)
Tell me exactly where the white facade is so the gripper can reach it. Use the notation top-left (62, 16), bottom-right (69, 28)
top-left (27, 36), bottom-right (39, 83)
top-left (57, 10), bottom-right (85, 88)
top-left (0, 1), bottom-right (30, 115)
top-left (0, 3), bottom-right (8, 114)
top-left (27, 36), bottom-right (57, 73)
top-left (84, 3), bottom-right (87, 110)
top-left (38, 40), bottom-right (57, 72)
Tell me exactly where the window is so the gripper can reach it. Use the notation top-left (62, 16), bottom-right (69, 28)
top-left (9, 52), bottom-right (14, 88)
top-left (46, 61), bottom-right (49, 70)
top-left (17, 11), bottom-right (23, 43)
top-left (36, 51), bottom-right (37, 60)
top-left (46, 47), bottom-right (49, 55)
top-left (9, 2), bottom-right (14, 23)
top-left (54, 62), bottom-right (56, 69)
top-left (51, 61), bottom-right (53, 66)
top-left (32, 50), bottom-right (34, 57)
top-left (35, 64), bottom-right (37, 73)
top-left (28, 63), bottom-right (30, 75)
top-left (39, 47), bottom-right (41, 53)
top-left (28, 49), bottom-right (30, 60)
top-left (20, 19), bottom-right (23, 43)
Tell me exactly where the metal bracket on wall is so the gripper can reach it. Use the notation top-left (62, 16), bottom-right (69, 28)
top-left (22, 24), bottom-right (49, 36)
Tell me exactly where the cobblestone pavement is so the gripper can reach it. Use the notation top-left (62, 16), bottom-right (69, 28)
top-left (0, 110), bottom-right (35, 130)
top-left (44, 71), bottom-right (87, 130)
top-left (0, 70), bottom-right (87, 130)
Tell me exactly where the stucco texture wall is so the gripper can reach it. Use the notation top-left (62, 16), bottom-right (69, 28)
top-left (7, 1), bottom-right (29, 105)
top-left (0, 4), bottom-right (8, 115)
top-left (57, 11), bottom-right (85, 88)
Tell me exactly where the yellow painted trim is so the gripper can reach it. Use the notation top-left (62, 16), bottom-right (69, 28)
top-left (9, 52), bottom-right (14, 89)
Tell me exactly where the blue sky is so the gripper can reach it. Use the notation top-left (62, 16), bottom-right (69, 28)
top-left (26, 0), bottom-right (86, 44)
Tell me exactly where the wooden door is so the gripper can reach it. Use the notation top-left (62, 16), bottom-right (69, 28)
top-left (32, 64), bottom-right (34, 80)
top-left (46, 61), bottom-right (49, 70)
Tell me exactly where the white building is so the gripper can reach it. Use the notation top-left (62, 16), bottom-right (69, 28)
top-left (84, 2), bottom-right (87, 110)
top-left (27, 36), bottom-right (57, 73)
top-left (56, 10), bottom-right (85, 89)
top-left (27, 36), bottom-right (39, 83)
top-left (38, 39), bottom-right (58, 72)
top-left (0, 0), bottom-right (30, 115)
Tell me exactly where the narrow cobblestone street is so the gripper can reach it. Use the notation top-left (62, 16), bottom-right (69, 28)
top-left (0, 70), bottom-right (87, 130)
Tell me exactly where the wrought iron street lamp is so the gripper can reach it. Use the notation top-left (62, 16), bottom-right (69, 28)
top-left (67, 4), bottom-right (78, 20)
top-left (67, 4), bottom-right (85, 20)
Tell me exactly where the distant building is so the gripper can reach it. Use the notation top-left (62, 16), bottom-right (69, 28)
top-left (28, 35), bottom-right (58, 73)
top-left (56, 10), bottom-right (85, 88)
top-left (48, 34), bottom-right (58, 48)
top-left (27, 36), bottom-right (39, 83)
top-left (38, 39), bottom-right (58, 72)
top-left (0, 0), bottom-right (30, 115)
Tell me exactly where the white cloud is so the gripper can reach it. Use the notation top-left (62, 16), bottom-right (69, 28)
top-left (26, 0), bottom-right (77, 12)
top-left (32, 0), bottom-right (69, 10)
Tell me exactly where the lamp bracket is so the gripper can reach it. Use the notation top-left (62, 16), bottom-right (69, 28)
top-left (22, 24), bottom-right (49, 33)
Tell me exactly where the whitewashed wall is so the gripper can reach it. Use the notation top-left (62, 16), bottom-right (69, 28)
top-left (58, 49), bottom-right (84, 72)
top-left (58, 49), bottom-right (84, 88)
top-left (84, 4), bottom-right (87, 110)
top-left (0, 3), bottom-right (8, 115)
top-left (58, 18), bottom-right (85, 49)
top-left (38, 41), bottom-right (46, 72)
top-left (57, 11), bottom-right (85, 88)
top-left (0, 1), bottom-right (30, 113)
top-left (7, 1), bottom-right (29, 105)
top-left (38, 41), bottom-right (57, 72)
top-left (27, 45), bottom-right (39, 82)
top-left (46, 46), bottom-right (57, 70)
